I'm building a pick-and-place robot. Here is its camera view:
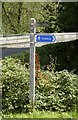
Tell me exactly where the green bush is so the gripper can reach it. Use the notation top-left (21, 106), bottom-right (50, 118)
top-left (35, 70), bottom-right (78, 112)
top-left (1, 57), bottom-right (78, 113)
top-left (11, 51), bottom-right (29, 65)
top-left (1, 57), bottom-right (29, 113)
top-left (37, 41), bottom-right (78, 74)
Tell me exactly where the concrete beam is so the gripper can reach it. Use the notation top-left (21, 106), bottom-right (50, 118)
top-left (0, 33), bottom-right (78, 48)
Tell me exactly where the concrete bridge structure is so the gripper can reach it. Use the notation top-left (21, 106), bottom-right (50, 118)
top-left (0, 33), bottom-right (78, 48)
top-left (0, 33), bottom-right (78, 58)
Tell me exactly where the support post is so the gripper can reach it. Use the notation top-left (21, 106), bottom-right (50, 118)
top-left (30, 18), bottom-right (36, 110)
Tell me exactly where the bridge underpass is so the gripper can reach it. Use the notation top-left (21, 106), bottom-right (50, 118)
top-left (1, 47), bottom-right (29, 58)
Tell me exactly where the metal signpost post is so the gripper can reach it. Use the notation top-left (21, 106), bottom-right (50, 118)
top-left (30, 18), bottom-right (36, 110)
top-left (30, 18), bottom-right (56, 110)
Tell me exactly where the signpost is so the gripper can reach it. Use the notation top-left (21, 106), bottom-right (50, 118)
top-left (30, 18), bottom-right (56, 110)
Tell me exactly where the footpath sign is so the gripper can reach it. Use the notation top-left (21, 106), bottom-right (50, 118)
top-left (30, 18), bottom-right (57, 110)
top-left (36, 34), bottom-right (56, 42)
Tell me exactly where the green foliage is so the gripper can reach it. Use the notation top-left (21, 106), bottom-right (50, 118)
top-left (41, 3), bottom-right (61, 33)
top-left (58, 3), bottom-right (78, 32)
top-left (1, 57), bottom-right (78, 113)
top-left (4, 111), bottom-right (78, 118)
top-left (36, 70), bottom-right (78, 112)
top-left (42, 3), bottom-right (78, 32)
top-left (1, 57), bottom-right (30, 113)
top-left (37, 40), bottom-right (78, 74)
top-left (2, 2), bottom-right (78, 34)
top-left (2, 2), bottom-right (44, 34)
top-left (11, 51), bottom-right (29, 65)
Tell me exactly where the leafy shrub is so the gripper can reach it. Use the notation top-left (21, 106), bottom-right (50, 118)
top-left (1, 57), bottom-right (78, 113)
top-left (11, 51), bottom-right (29, 65)
top-left (1, 57), bottom-right (29, 113)
top-left (37, 41), bottom-right (78, 74)
top-left (35, 70), bottom-right (78, 112)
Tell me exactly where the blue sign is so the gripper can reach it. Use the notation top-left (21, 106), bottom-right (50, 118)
top-left (36, 34), bottom-right (56, 42)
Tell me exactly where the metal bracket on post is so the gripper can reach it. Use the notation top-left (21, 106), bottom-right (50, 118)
top-left (30, 18), bottom-right (36, 110)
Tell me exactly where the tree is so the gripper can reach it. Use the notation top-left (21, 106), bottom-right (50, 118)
top-left (2, 2), bottom-right (23, 34)
top-left (2, 2), bottom-right (44, 35)
top-left (41, 3), bottom-right (61, 33)
top-left (58, 2), bottom-right (78, 73)
top-left (58, 2), bottom-right (78, 32)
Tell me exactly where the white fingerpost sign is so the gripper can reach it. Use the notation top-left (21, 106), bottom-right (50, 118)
top-left (30, 18), bottom-right (36, 109)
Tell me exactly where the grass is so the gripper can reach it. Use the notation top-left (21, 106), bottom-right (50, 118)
top-left (3, 110), bottom-right (78, 118)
